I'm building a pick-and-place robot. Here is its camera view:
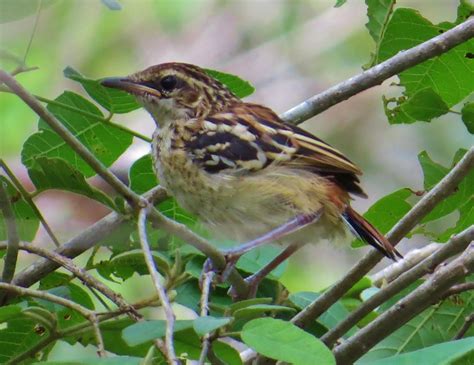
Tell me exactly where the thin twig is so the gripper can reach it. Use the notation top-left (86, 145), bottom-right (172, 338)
top-left (333, 243), bottom-right (474, 364)
top-left (0, 181), bottom-right (20, 288)
top-left (321, 226), bottom-right (474, 347)
top-left (441, 282), bottom-right (474, 300)
top-left (138, 207), bottom-right (178, 364)
top-left (198, 271), bottom-right (215, 365)
top-left (0, 241), bottom-right (140, 320)
top-left (280, 18), bottom-right (474, 124)
top-left (454, 313), bottom-right (474, 340)
top-left (371, 243), bottom-right (441, 287)
top-left (291, 147), bottom-right (474, 328)
top-left (0, 159), bottom-right (61, 246)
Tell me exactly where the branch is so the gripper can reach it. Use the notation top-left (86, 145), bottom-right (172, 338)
top-left (291, 147), bottom-right (474, 328)
top-left (454, 313), bottom-right (474, 340)
top-left (280, 18), bottom-right (474, 124)
top-left (371, 243), bottom-right (441, 287)
top-left (0, 181), bottom-right (20, 286)
top-left (441, 282), bottom-right (474, 300)
top-left (0, 241), bottom-right (140, 320)
top-left (0, 70), bottom-right (141, 205)
top-left (11, 211), bottom-right (126, 289)
top-left (198, 271), bottom-right (215, 365)
top-left (138, 207), bottom-right (178, 364)
top-left (321, 226), bottom-right (474, 347)
top-left (333, 242), bottom-right (474, 364)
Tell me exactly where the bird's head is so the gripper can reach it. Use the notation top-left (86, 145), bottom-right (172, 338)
top-left (101, 62), bottom-right (239, 127)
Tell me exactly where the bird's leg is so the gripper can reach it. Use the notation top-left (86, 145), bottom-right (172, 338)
top-left (216, 209), bottom-right (323, 284)
top-left (238, 241), bottom-right (306, 299)
top-left (223, 209), bottom-right (323, 260)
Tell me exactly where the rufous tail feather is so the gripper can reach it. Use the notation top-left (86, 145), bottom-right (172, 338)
top-left (341, 206), bottom-right (402, 261)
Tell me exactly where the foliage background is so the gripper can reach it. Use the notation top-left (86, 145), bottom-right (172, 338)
top-left (0, 0), bottom-right (472, 363)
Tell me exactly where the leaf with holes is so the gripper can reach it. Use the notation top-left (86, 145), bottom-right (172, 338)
top-left (21, 91), bottom-right (133, 177)
top-left (379, 8), bottom-right (474, 124)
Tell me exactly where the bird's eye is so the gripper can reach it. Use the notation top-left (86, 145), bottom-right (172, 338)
top-left (160, 75), bottom-right (178, 91)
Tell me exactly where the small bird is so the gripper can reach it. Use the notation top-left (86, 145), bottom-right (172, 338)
top-left (102, 62), bottom-right (401, 295)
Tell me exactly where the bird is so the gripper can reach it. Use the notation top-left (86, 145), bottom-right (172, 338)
top-left (101, 62), bottom-right (401, 296)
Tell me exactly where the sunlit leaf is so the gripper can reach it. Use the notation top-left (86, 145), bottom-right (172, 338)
top-left (205, 69), bottom-right (255, 98)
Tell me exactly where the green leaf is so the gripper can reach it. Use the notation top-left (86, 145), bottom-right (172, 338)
top-left (438, 199), bottom-right (473, 242)
top-left (229, 297), bottom-right (273, 313)
top-left (365, 0), bottom-right (395, 45)
top-left (0, 177), bottom-right (39, 242)
top-left (204, 69), bottom-right (255, 98)
top-left (352, 189), bottom-right (412, 248)
top-left (122, 320), bottom-right (193, 346)
top-left (241, 318), bottom-right (336, 365)
top-left (385, 88), bottom-right (450, 124)
top-left (103, 249), bottom-right (171, 281)
top-left (360, 288), bottom-right (474, 362)
top-left (236, 245), bottom-right (288, 280)
top-left (378, 8), bottom-right (474, 124)
top-left (289, 291), bottom-right (357, 336)
top-left (21, 91), bottom-right (133, 178)
top-left (193, 316), bottom-right (232, 336)
top-left (212, 341), bottom-right (243, 365)
top-left (233, 304), bottom-right (295, 320)
top-left (33, 357), bottom-right (142, 365)
top-left (129, 154), bottom-right (158, 195)
top-left (64, 67), bottom-right (139, 114)
top-left (0, 304), bottom-right (23, 322)
top-left (129, 154), bottom-right (196, 229)
top-left (461, 102), bottom-right (474, 134)
top-left (0, 311), bottom-right (47, 363)
top-left (418, 150), bottom-right (473, 225)
top-left (27, 157), bottom-right (115, 208)
top-left (359, 337), bottom-right (474, 365)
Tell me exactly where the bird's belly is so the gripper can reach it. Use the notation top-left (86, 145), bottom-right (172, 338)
top-left (153, 145), bottom-right (345, 243)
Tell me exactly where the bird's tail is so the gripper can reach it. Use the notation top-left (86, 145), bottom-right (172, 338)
top-left (341, 206), bottom-right (402, 261)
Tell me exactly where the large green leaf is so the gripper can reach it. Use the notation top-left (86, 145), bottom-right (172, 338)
top-left (27, 157), bottom-right (114, 208)
top-left (204, 69), bottom-right (255, 98)
top-left (418, 150), bottom-right (473, 226)
top-left (192, 316), bottom-right (232, 336)
top-left (0, 176), bottom-right (39, 242)
top-left (22, 91), bottom-right (133, 177)
top-left (359, 286), bottom-right (474, 362)
top-left (64, 67), bottom-right (139, 114)
top-left (379, 8), bottom-right (474, 124)
top-left (384, 88), bottom-right (450, 124)
top-left (241, 318), bottom-right (336, 365)
top-left (359, 337), bottom-right (474, 365)
top-left (352, 189), bottom-right (412, 248)
top-left (0, 311), bottom-right (47, 363)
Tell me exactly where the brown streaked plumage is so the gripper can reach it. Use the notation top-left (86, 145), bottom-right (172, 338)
top-left (101, 62), bottom-right (401, 266)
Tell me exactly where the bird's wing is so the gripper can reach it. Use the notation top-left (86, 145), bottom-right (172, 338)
top-left (185, 103), bottom-right (366, 197)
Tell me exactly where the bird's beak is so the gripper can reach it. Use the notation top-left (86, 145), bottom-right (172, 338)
top-left (100, 77), bottom-right (161, 97)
